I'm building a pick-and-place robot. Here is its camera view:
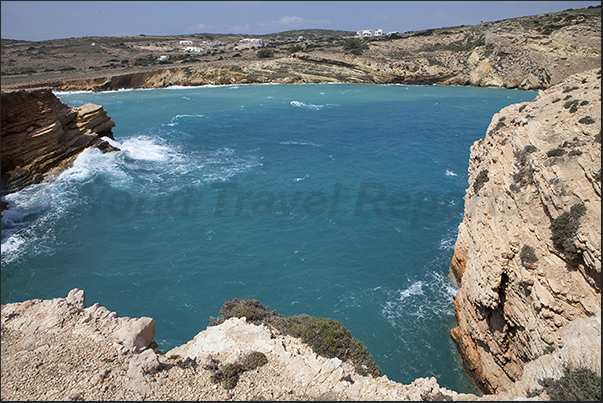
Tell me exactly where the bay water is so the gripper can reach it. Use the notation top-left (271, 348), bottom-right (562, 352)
top-left (1, 83), bottom-right (536, 393)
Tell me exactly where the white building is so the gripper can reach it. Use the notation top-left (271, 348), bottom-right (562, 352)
top-left (356, 29), bottom-right (384, 37)
top-left (183, 46), bottom-right (203, 53)
top-left (240, 38), bottom-right (264, 46)
top-left (179, 40), bottom-right (194, 45)
top-left (158, 55), bottom-right (169, 61)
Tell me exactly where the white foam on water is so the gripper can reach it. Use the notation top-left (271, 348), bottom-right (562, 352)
top-left (294, 174), bottom-right (310, 182)
top-left (445, 169), bottom-right (458, 176)
top-left (380, 270), bottom-right (458, 326)
top-left (438, 227), bottom-right (459, 250)
top-left (119, 136), bottom-right (183, 163)
top-left (1, 134), bottom-right (193, 263)
top-left (290, 100), bottom-right (324, 110)
top-left (279, 141), bottom-right (321, 147)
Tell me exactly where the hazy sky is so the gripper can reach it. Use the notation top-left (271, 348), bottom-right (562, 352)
top-left (1, 1), bottom-right (601, 41)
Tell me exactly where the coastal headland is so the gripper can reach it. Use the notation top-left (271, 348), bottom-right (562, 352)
top-left (1, 5), bottom-right (601, 401)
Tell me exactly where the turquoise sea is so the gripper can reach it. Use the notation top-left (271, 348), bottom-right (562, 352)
top-left (1, 83), bottom-right (536, 393)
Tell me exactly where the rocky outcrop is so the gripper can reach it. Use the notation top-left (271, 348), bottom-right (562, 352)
top-left (3, 289), bottom-right (598, 400)
top-left (1, 89), bottom-right (117, 195)
top-left (1, 288), bottom-right (479, 401)
top-left (450, 68), bottom-right (601, 393)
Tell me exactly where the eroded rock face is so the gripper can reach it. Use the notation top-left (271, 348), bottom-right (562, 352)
top-left (0, 89), bottom-right (117, 194)
top-left (450, 68), bottom-right (601, 393)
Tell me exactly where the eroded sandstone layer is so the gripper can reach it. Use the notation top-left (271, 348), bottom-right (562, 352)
top-left (450, 68), bottom-right (601, 394)
top-left (1, 89), bottom-right (117, 195)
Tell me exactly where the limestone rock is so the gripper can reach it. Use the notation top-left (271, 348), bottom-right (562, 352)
top-left (450, 68), bottom-right (601, 394)
top-left (1, 289), bottom-right (477, 401)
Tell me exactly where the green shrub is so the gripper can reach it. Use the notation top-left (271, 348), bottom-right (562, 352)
top-left (538, 367), bottom-right (601, 401)
top-left (579, 116), bottom-right (595, 125)
top-left (343, 38), bottom-right (369, 54)
top-left (473, 169), bottom-right (489, 193)
top-left (493, 118), bottom-right (507, 132)
top-left (520, 245), bottom-right (538, 264)
top-left (568, 149), bottom-right (583, 156)
top-left (206, 351), bottom-right (268, 390)
top-left (288, 45), bottom-right (303, 53)
top-left (256, 49), bottom-right (272, 58)
top-left (550, 202), bottom-right (586, 261)
top-left (547, 148), bottom-right (566, 157)
top-left (241, 351), bottom-right (268, 371)
top-left (562, 85), bottom-right (579, 93)
top-left (209, 298), bottom-right (381, 378)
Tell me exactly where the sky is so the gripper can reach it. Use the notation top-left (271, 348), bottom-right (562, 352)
top-left (1, 1), bottom-right (601, 41)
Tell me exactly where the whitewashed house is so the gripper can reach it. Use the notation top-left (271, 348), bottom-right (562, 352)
top-left (183, 46), bottom-right (203, 53)
top-left (158, 55), bottom-right (169, 61)
top-left (179, 40), bottom-right (194, 45)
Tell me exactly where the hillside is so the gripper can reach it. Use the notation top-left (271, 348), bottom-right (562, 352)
top-left (1, 6), bottom-right (600, 91)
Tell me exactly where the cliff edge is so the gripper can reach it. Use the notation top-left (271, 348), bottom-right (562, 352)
top-left (1, 89), bottom-right (118, 197)
top-left (2, 289), bottom-right (598, 400)
top-left (0, 289), bottom-right (478, 401)
top-left (450, 68), bottom-right (601, 394)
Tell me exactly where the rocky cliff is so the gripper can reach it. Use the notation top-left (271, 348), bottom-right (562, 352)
top-left (0, 289), bottom-right (479, 401)
top-left (3, 288), bottom-right (598, 400)
top-left (1, 89), bottom-right (117, 195)
top-left (450, 68), bottom-right (601, 394)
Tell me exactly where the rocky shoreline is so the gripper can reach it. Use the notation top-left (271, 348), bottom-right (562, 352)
top-left (0, 89), bottom-right (118, 198)
top-left (1, 8), bottom-right (601, 398)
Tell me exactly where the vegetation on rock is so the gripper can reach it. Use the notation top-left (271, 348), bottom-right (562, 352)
top-left (205, 351), bottom-right (269, 390)
top-left (473, 169), bottom-right (489, 194)
top-left (550, 202), bottom-right (586, 261)
top-left (209, 298), bottom-right (382, 377)
top-left (536, 367), bottom-right (601, 401)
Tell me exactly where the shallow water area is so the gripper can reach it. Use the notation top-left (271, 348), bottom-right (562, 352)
top-left (1, 83), bottom-right (536, 393)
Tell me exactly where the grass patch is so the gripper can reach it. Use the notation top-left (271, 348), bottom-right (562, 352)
top-left (209, 298), bottom-right (381, 378)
